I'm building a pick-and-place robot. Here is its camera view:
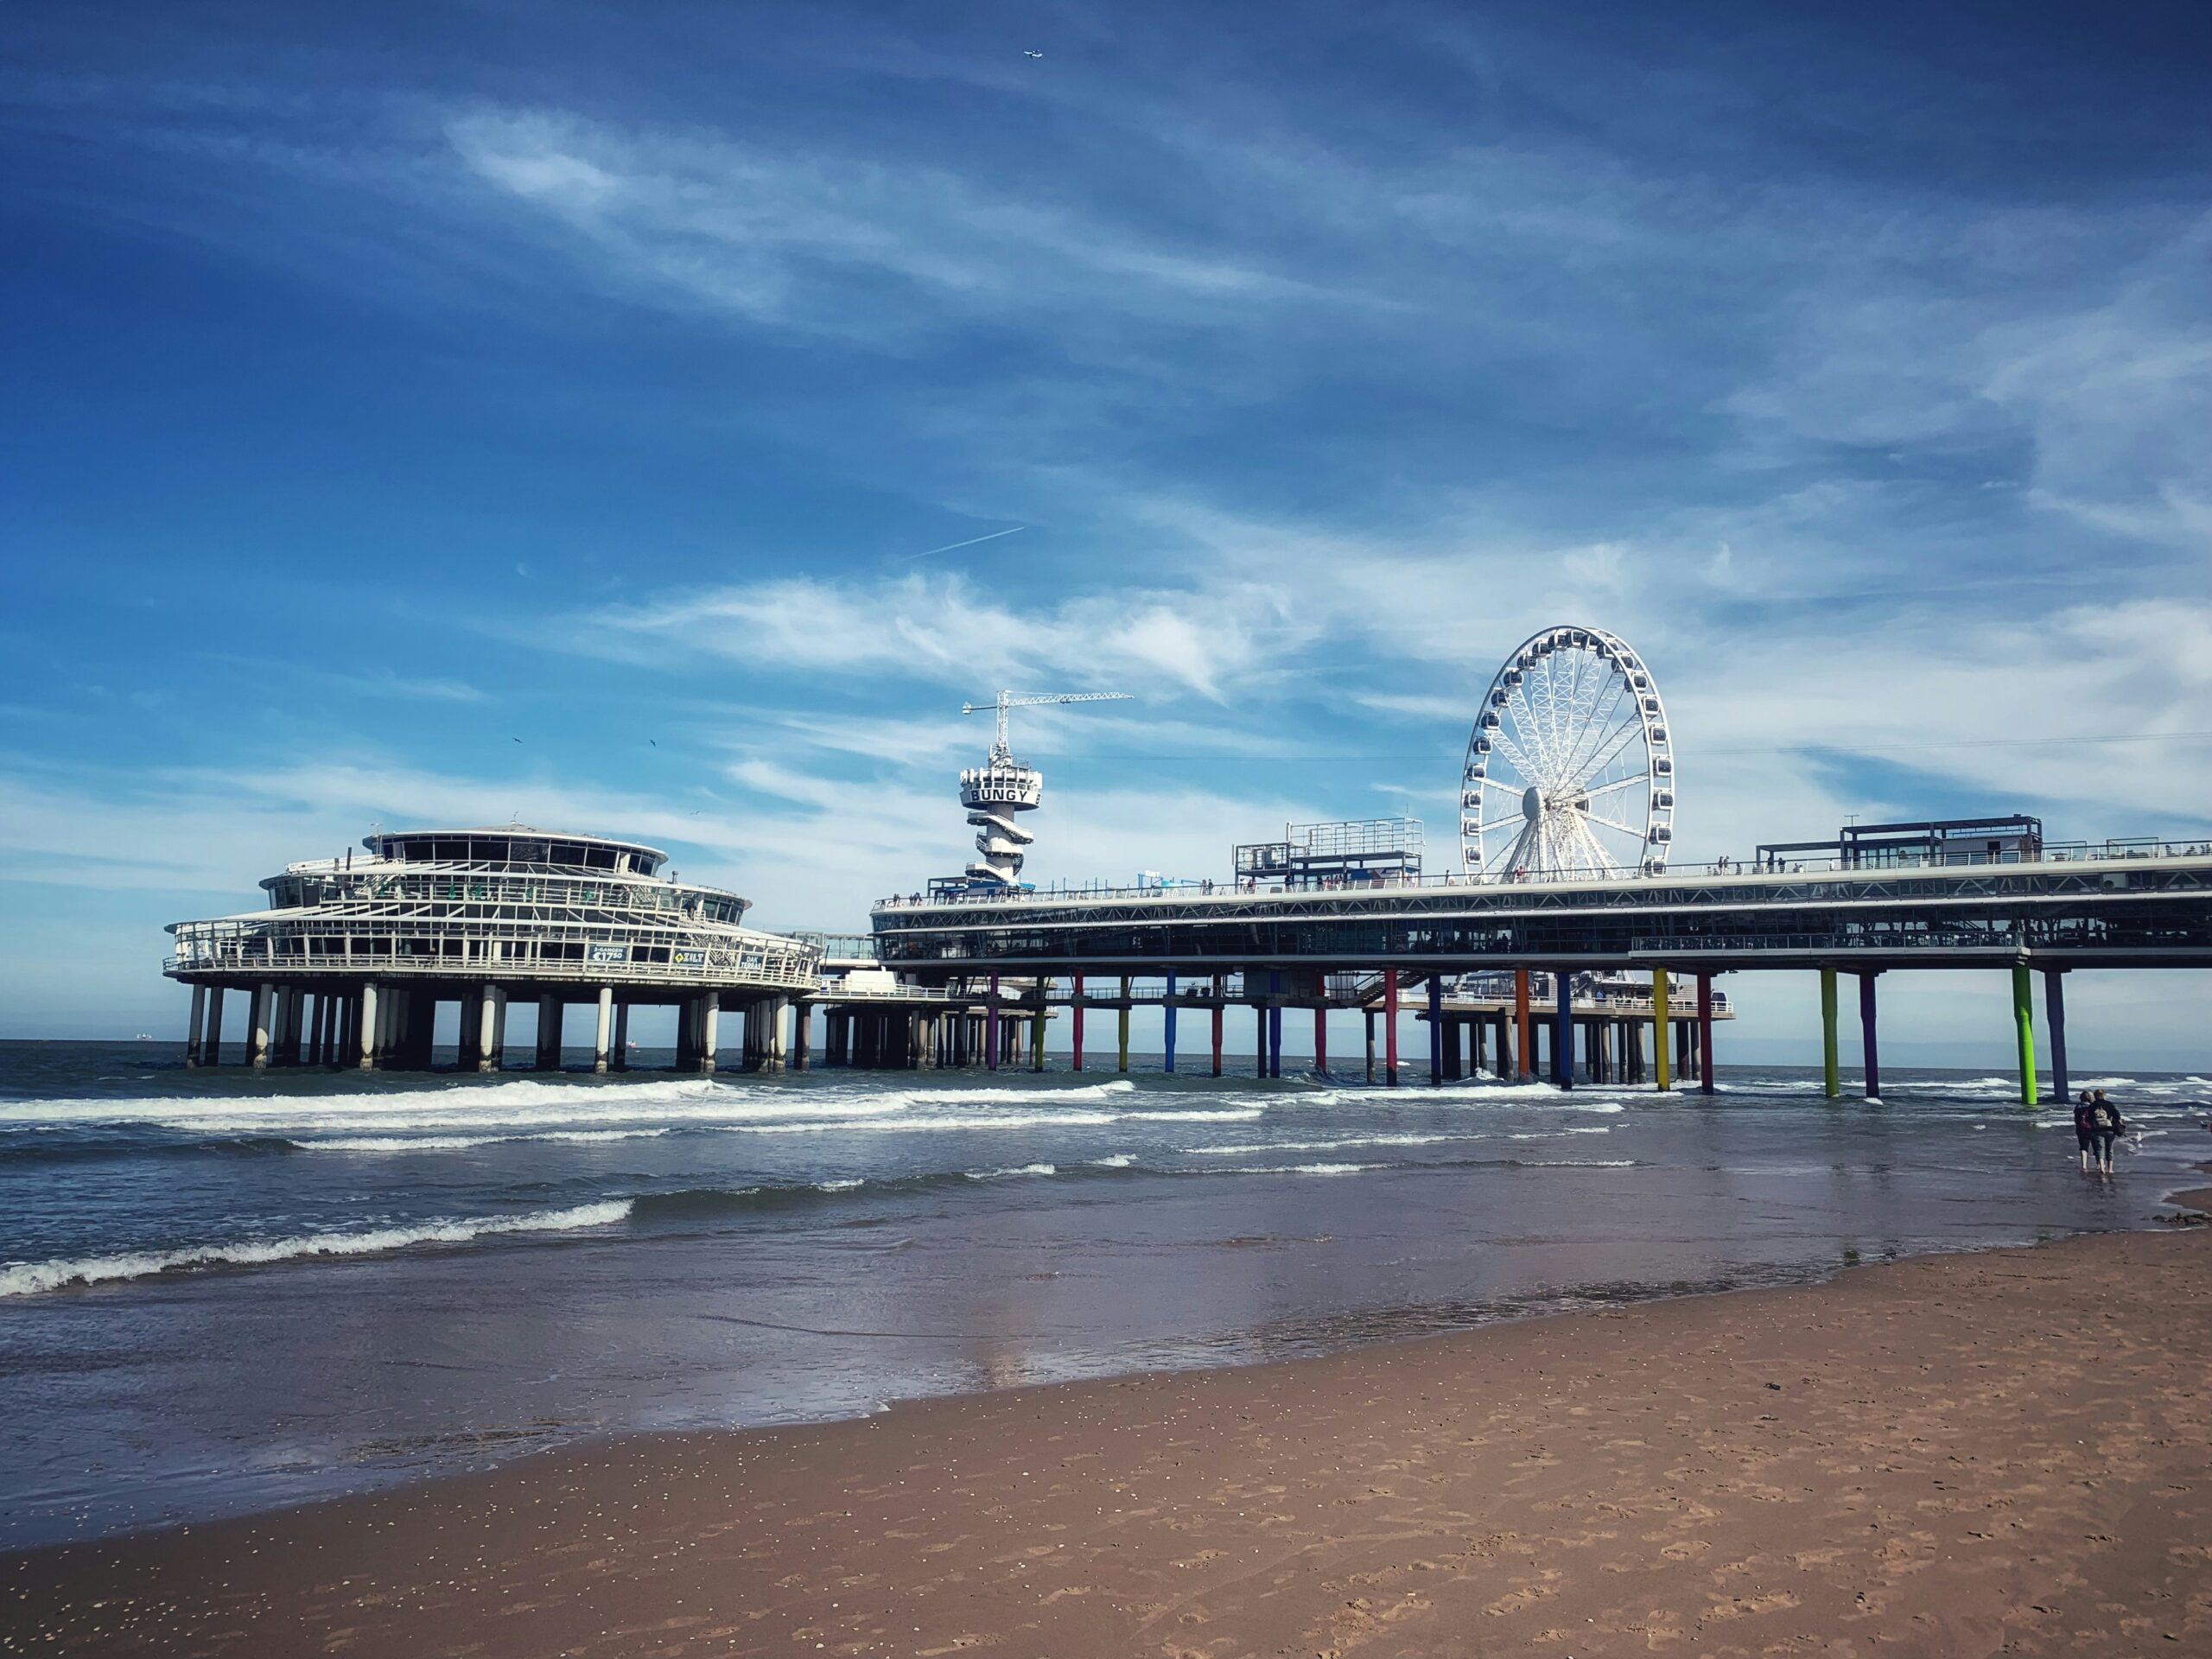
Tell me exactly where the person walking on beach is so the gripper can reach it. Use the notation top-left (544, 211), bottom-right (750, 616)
top-left (2089, 1089), bottom-right (2128, 1175)
top-left (2074, 1090), bottom-right (2101, 1173)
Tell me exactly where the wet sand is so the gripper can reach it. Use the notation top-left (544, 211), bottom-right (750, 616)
top-left (9, 1213), bottom-right (2211, 1657)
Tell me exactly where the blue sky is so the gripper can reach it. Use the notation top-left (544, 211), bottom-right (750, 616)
top-left (4, 1), bottom-right (2210, 1057)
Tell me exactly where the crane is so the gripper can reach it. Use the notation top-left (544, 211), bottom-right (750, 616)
top-left (961, 690), bottom-right (1133, 764)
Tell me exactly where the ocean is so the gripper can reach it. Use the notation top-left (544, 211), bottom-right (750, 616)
top-left (2, 1039), bottom-right (2205, 1548)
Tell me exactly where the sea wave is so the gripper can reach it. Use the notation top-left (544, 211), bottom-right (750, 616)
top-left (0, 1201), bottom-right (632, 1298)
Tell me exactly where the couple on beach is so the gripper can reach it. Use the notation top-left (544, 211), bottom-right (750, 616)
top-left (2074, 1090), bottom-right (2128, 1174)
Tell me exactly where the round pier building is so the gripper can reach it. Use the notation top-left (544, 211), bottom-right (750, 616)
top-left (165, 827), bottom-right (823, 1073)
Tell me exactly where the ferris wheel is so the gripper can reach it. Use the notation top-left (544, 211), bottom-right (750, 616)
top-left (1459, 626), bottom-right (1675, 880)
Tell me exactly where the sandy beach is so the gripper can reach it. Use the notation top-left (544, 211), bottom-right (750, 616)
top-left (8, 1198), bottom-right (2209, 1658)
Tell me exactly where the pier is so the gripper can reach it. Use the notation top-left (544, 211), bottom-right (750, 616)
top-left (866, 832), bottom-right (2212, 1100)
top-left (167, 828), bottom-right (821, 1073)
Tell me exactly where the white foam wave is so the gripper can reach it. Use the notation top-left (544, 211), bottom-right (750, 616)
top-left (1186, 1132), bottom-right (1478, 1156)
top-left (964, 1163), bottom-right (1057, 1180)
top-left (1091, 1154), bottom-right (1135, 1167)
top-left (308, 1128), bottom-right (675, 1153)
top-left (746, 1111), bottom-right (1118, 1135)
top-left (1122, 1108), bottom-right (1265, 1122)
top-left (0, 1200), bottom-right (632, 1298)
top-left (1228, 1162), bottom-right (1370, 1176)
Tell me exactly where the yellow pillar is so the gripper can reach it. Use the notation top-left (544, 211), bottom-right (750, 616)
top-left (1652, 967), bottom-right (1671, 1092)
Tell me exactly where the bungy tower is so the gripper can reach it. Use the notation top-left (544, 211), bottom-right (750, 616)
top-left (947, 690), bottom-right (1131, 893)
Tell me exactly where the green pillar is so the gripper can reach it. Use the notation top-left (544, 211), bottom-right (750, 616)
top-left (1820, 967), bottom-right (1840, 1099)
top-left (2012, 963), bottom-right (2037, 1108)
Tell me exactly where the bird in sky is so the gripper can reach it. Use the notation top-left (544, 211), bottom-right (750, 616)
top-left (511, 736), bottom-right (522, 743)
top-left (1024, 49), bottom-right (1044, 59)
top-left (649, 739), bottom-right (658, 747)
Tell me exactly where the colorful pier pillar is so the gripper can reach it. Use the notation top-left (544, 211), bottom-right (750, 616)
top-left (1819, 967), bottom-right (1840, 1099)
top-left (1164, 972), bottom-right (1179, 1073)
top-left (1313, 1007), bottom-right (1327, 1076)
top-left (1427, 975), bottom-right (1445, 1086)
top-left (1117, 975), bottom-right (1131, 1073)
top-left (1384, 969), bottom-right (1401, 1085)
top-left (1513, 968), bottom-right (1533, 1083)
top-left (1651, 968), bottom-right (1670, 1091)
top-left (1553, 969), bottom-right (1573, 1088)
top-left (2044, 969), bottom-right (2069, 1103)
top-left (1858, 971), bottom-right (1881, 1099)
top-left (1071, 973), bottom-right (1085, 1071)
top-left (1695, 973), bottom-right (1715, 1095)
top-left (2011, 963), bottom-right (2037, 1108)
top-left (1211, 1001), bottom-right (1224, 1077)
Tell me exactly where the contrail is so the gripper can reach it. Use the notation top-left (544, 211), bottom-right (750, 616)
top-left (903, 524), bottom-right (1026, 560)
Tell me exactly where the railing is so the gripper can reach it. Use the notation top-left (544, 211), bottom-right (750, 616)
top-left (1627, 933), bottom-right (2017, 956)
top-left (165, 917), bottom-right (823, 990)
top-left (874, 836), bottom-right (2212, 910)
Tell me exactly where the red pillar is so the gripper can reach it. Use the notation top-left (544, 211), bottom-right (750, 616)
top-left (1696, 972), bottom-right (1715, 1096)
top-left (1313, 1007), bottom-right (1327, 1075)
top-left (1211, 1001), bottom-right (1224, 1077)
top-left (1513, 968), bottom-right (1533, 1082)
top-left (1071, 973), bottom-right (1084, 1071)
top-left (1384, 968), bottom-right (1401, 1085)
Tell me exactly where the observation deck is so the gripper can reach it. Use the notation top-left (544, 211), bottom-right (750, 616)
top-left (166, 826), bottom-right (823, 1072)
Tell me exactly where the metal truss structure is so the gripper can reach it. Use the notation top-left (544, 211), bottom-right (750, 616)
top-left (1462, 625), bottom-right (1674, 880)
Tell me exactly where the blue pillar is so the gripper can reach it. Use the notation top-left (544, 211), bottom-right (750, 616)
top-left (1858, 971), bottom-right (1880, 1099)
top-left (1427, 975), bottom-right (1444, 1086)
top-left (1554, 969), bottom-right (1574, 1089)
top-left (2044, 968), bottom-right (2069, 1104)
top-left (1163, 971), bottom-right (1179, 1074)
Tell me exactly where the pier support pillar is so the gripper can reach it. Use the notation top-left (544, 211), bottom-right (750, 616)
top-left (700, 998), bottom-right (721, 1074)
top-left (1428, 976), bottom-right (1444, 1086)
top-left (986, 976), bottom-right (1001, 1073)
top-left (1117, 976), bottom-right (1130, 1073)
top-left (613, 1002), bottom-right (629, 1071)
top-left (249, 982), bottom-right (274, 1070)
top-left (594, 986), bottom-right (613, 1074)
top-left (1553, 970), bottom-right (1573, 1089)
top-left (1384, 969), bottom-right (1400, 1085)
top-left (1651, 968), bottom-right (1671, 1091)
top-left (203, 985), bottom-right (226, 1067)
top-left (2012, 963), bottom-right (2037, 1109)
top-left (536, 995), bottom-right (563, 1071)
top-left (1031, 1001), bottom-right (1046, 1072)
top-left (1696, 974), bottom-right (1715, 1095)
top-left (1441, 1014), bottom-right (1462, 1081)
top-left (1363, 1009), bottom-right (1376, 1083)
top-left (1314, 1007), bottom-right (1328, 1077)
top-left (1071, 974), bottom-right (1085, 1071)
top-left (1268, 987), bottom-right (1282, 1079)
top-left (1164, 973), bottom-right (1179, 1074)
top-left (357, 982), bottom-right (378, 1071)
top-left (185, 984), bottom-right (206, 1067)
top-left (2044, 969), bottom-right (2069, 1104)
top-left (1211, 1001), bottom-right (1224, 1077)
top-left (1820, 967), bottom-right (1840, 1099)
top-left (770, 996), bottom-right (790, 1073)
top-left (792, 1003), bottom-right (811, 1071)
top-left (1513, 968), bottom-right (1533, 1083)
top-left (1858, 971), bottom-right (1881, 1100)
top-left (477, 985), bottom-right (499, 1073)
